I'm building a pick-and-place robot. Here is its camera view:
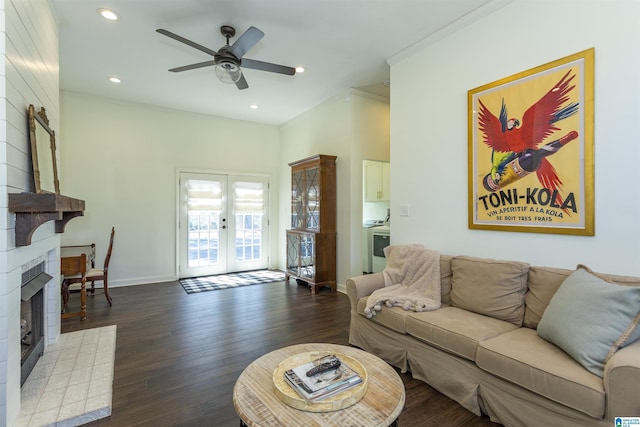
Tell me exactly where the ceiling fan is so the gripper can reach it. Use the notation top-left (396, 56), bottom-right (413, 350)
top-left (156, 25), bottom-right (296, 90)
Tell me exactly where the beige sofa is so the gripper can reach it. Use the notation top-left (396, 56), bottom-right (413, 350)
top-left (347, 255), bottom-right (640, 426)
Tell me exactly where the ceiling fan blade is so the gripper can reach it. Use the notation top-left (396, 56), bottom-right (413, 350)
top-left (169, 60), bottom-right (217, 72)
top-left (235, 73), bottom-right (249, 90)
top-left (228, 26), bottom-right (264, 59)
top-left (241, 58), bottom-right (296, 75)
top-left (156, 28), bottom-right (219, 57)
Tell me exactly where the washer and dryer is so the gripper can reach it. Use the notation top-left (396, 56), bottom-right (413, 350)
top-left (363, 220), bottom-right (390, 274)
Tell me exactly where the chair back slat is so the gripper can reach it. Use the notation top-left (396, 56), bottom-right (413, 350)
top-left (103, 227), bottom-right (115, 269)
top-left (60, 254), bottom-right (87, 320)
top-left (61, 244), bottom-right (96, 268)
top-left (61, 254), bottom-right (87, 276)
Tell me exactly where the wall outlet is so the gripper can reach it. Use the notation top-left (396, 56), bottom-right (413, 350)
top-left (399, 205), bottom-right (410, 217)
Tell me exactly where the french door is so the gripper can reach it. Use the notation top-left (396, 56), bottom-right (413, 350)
top-left (179, 172), bottom-right (269, 278)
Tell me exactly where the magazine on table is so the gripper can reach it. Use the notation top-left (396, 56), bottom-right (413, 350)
top-left (284, 354), bottom-right (362, 401)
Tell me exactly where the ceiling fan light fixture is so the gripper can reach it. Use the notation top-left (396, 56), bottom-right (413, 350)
top-left (157, 24), bottom-right (296, 90)
top-left (215, 61), bottom-right (242, 84)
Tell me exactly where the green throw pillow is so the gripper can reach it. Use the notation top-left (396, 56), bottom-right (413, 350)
top-left (537, 265), bottom-right (640, 377)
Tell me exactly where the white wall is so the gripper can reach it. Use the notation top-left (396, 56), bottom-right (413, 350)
top-left (353, 93), bottom-right (390, 224)
top-left (61, 87), bottom-right (389, 291)
top-left (389, 0), bottom-right (640, 275)
top-left (1, 0), bottom-right (61, 425)
top-left (278, 90), bottom-right (389, 287)
top-left (59, 92), bottom-right (281, 285)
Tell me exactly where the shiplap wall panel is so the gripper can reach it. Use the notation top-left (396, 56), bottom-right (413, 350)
top-left (0, 0), bottom-right (60, 425)
top-left (4, 93), bottom-right (29, 159)
top-left (5, 22), bottom-right (57, 123)
top-left (2, 85), bottom-right (31, 192)
top-left (5, 0), bottom-right (58, 113)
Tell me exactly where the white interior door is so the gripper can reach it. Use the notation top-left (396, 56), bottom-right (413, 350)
top-left (179, 172), bottom-right (269, 278)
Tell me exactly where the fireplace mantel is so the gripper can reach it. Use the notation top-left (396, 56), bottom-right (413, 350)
top-left (9, 193), bottom-right (85, 246)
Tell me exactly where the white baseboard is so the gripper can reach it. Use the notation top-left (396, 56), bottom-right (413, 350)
top-left (107, 275), bottom-right (177, 287)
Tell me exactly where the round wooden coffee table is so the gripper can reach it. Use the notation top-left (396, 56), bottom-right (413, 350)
top-left (233, 343), bottom-right (405, 426)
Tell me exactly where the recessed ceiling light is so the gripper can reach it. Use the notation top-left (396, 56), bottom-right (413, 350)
top-left (249, 104), bottom-right (258, 110)
top-left (108, 76), bottom-right (121, 83)
top-left (295, 66), bottom-right (305, 73)
top-left (97, 8), bottom-right (120, 21)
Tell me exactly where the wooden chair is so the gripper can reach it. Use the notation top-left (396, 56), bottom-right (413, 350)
top-left (64, 227), bottom-right (115, 306)
top-left (85, 227), bottom-right (115, 306)
top-left (61, 254), bottom-right (87, 320)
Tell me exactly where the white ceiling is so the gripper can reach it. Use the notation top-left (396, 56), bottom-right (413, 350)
top-left (52, 0), bottom-right (489, 125)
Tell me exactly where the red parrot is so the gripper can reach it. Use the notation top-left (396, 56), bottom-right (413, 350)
top-left (478, 69), bottom-right (579, 207)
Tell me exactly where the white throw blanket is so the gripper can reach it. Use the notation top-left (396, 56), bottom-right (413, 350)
top-left (364, 244), bottom-right (441, 318)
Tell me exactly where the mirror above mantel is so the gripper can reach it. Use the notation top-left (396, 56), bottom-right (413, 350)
top-left (29, 104), bottom-right (60, 194)
top-left (8, 104), bottom-right (85, 247)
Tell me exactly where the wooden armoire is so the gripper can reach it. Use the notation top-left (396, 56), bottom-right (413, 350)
top-left (285, 154), bottom-right (337, 293)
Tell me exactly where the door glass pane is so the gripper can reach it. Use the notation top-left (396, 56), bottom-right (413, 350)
top-left (186, 179), bottom-right (222, 268)
top-left (286, 232), bottom-right (299, 274)
top-left (300, 233), bottom-right (315, 279)
top-left (234, 213), bottom-right (262, 262)
top-left (291, 170), bottom-right (304, 228)
top-left (305, 167), bottom-right (320, 229)
top-left (187, 211), bottom-right (220, 267)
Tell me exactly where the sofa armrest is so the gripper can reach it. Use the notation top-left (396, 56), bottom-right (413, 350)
top-left (346, 273), bottom-right (385, 313)
top-left (604, 339), bottom-right (640, 420)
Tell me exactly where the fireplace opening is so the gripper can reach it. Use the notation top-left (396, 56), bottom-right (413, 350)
top-left (21, 261), bottom-right (50, 386)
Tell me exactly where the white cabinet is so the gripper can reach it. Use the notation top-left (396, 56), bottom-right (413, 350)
top-left (364, 160), bottom-right (390, 202)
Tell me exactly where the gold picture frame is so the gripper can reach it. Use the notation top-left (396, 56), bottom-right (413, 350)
top-left (28, 104), bottom-right (60, 194)
top-left (468, 48), bottom-right (594, 235)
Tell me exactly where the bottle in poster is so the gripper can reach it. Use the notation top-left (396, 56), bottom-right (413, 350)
top-left (483, 131), bottom-right (578, 192)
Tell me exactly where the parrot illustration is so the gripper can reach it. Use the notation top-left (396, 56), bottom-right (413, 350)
top-left (478, 69), bottom-right (579, 206)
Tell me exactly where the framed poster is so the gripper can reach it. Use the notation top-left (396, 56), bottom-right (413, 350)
top-left (468, 48), bottom-right (594, 235)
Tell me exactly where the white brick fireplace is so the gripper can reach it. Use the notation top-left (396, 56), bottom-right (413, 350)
top-left (6, 243), bottom-right (63, 423)
top-left (20, 249), bottom-right (63, 383)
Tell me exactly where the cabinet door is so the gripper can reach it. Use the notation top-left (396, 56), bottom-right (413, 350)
top-left (364, 161), bottom-right (390, 202)
top-left (364, 161), bottom-right (381, 202)
top-left (286, 231), bottom-right (315, 280)
top-left (298, 233), bottom-right (315, 280)
top-left (380, 161), bottom-right (390, 201)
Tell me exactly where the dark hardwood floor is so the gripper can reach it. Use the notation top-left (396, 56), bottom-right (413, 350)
top-left (61, 279), bottom-right (499, 426)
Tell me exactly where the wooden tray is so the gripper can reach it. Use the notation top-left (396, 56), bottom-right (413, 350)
top-left (273, 351), bottom-right (368, 412)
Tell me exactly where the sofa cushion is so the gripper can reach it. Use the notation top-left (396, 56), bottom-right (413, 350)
top-left (602, 272), bottom-right (640, 287)
top-left (450, 256), bottom-right (529, 326)
top-left (523, 266), bottom-right (572, 329)
top-left (537, 266), bottom-right (640, 377)
top-left (477, 328), bottom-right (605, 419)
top-left (357, 296), bottom-right (411, 334)
top-left (405, 307), bottom-right (518, 361)
top-left (440, 255), bottom-right (453, 306)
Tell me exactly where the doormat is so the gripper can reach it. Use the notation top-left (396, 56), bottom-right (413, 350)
top-left (180, 269), bottom-right (286, 294)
